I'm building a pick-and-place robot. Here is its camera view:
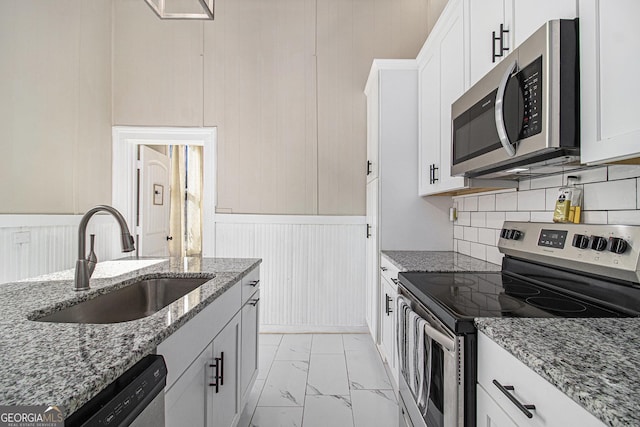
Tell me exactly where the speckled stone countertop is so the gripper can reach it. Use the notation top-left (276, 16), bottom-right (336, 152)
top-left (0, 257), bottom-right (260, 418)
top-left (381, 250), bottom-right (501, 272)
top-left (476, 318), bottom-right (640, 427)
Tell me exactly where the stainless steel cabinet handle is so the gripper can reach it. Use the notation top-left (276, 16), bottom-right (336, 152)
top-left (495, 60), bottom-right (518, 157)
top-left (249, 298), bottom-right (260, 306)
top-left (248, 279), bottom-right (260, 287)
top-left (385, 294), bottom-right (393, 315)
top-left (493, 379), bottom-right (536, 418)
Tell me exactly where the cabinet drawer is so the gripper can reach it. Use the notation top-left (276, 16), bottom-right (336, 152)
top-left (477, 332), bottom-right (604, 427)
top-left (158, 281), bottom-right (242, 390)
top-left (380, 256), bottom-right (401, 288)
top-left (241, 266), bottom-right (260, 305)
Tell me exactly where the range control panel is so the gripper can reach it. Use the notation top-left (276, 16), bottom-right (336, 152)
top-left (498, 222), bottom-right (640, 283)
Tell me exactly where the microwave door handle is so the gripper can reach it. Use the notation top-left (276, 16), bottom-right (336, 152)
top-left (495, 60), bottom-right (518, 157)
top-left (424, 322), bottom-right (456, 354)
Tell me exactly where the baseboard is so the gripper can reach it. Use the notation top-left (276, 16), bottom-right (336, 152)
top-left (260, 325), bottom-right (369, 334)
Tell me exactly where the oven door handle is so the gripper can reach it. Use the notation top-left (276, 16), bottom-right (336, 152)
top-left (424, 322), bottom-right (456, 353)
top-left (495, 60), bottom-right (518, 157)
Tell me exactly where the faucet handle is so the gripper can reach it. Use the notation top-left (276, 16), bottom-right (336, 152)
top-left (87, 234), bottom-right (98, 277)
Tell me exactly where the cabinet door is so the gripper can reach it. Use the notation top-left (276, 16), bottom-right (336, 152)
top-left (512, 1), bottom-right (577, 48)
top-left (418, 49), bottom-right (441, 196)
top-left (580, 0), bottom-right (640, 164)
top-left (208, 312), bottom-right (241, 427)
top-left (366, 73), bottom-right (380, 184)
top-left (380, 276), bottom-right (397, 386)
top-left (165, 344), bottom-right (209, 427)
top-left (467, 0), bottom-right (507, 87)
top-left (240, 291), bottom-right (259, 402)
top-left (437, 2), bottom-right (467, 192)
top-left (477, 384), bottom-right (518, 427)
top-left (365, 180), bottom-right (379, 342)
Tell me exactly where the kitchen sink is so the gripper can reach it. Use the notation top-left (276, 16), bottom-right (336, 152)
top-left (35, 277), bottom-right (211, 324)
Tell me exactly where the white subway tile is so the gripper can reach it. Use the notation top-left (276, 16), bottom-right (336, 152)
top-left (478, 195), bottom-right (496, 211)
top-left (517, 189), bottom-right (546, 211)
top-left (457, 211), bottom-right (471, 226)
top-left (581, 211), bottom-right (607, 224)
top-left (583, 179), bottom-right (636, 211)
top-left (495, 229), bottom-right (503, 243)
top-left (486, 246), bottom-right (504, 266)
top-left (453, 239), bottom-right (458, 252)
top-left (495, 192), bottom-right (517, 211)
top-left (470, 242), bottom-right (487, 261)
top-left (478, 228), bottom-right (496, 245)
top-left (530, 174), bottom-right (563, 189)
top-left (464, 227), bottom-right (479, 242)
top-left (568, 167), bottom-right (607, 184)
top-left (608, 165), bottom-right (640, 181)
top-left (530, 211), bottom-right (553, 222)
top-left (545, 188), bottom-right (561, 211)
top-left (454, 225), bottom-right (464, 239)
top-left (519, 179), bottom-right (531, 191)
top-left (471, 212), bottom-right (486, 227)
top-left (506, 211), bottom-right (530, 222)
top-left (486, 211), bottom-right (506, 229)
top-left (464, 196), bottom-right (479, 212)
top-left (608, 210), bottom-right (640, 225)
top-left (458, 240), bottom-right (471, 256)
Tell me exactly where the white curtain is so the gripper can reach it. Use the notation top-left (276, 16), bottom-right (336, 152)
top-left (168, 145), bottom-right (203, 257)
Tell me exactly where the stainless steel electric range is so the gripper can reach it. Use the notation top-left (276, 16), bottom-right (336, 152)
top-left (397, 221), bottom-right (640, 427)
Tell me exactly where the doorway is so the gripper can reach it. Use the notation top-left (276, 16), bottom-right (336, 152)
top-left (112, 127), bottom-right (217, 257)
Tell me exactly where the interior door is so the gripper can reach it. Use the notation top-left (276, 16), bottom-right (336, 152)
top-left (139, 145), bottom-right (171, 256)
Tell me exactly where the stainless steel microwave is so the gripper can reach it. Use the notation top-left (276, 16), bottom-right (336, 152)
top-left (451, 19), bottom-right (579, 179)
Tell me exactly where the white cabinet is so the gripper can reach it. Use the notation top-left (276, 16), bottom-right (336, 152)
top-left (379, 256), bottom-right (400, 388)
top-left (365, 60), bottom-right (453, 343)
top-left (466, 0), bottom-right (577, 88)
top-left (240, 290), bottom-right (259, 402)
top-left (209, 312), bottom-right (241, 427)
top-left (418, 0), bottom-right (466, 195)
top-left (477, 332), bottom-right (605, 427)
top-left (580, 0), bottom-right (640, 164)
top-left (159, 266), bottom-right (260, 427)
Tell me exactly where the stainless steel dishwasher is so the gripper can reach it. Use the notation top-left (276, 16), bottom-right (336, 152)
top-left (65, 355), bottom-right (167, 427)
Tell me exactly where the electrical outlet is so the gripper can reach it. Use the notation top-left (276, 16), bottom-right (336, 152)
top-left (13, 231), bottom-right (31, 245)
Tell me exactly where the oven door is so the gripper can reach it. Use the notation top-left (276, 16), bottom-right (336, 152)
top-left (397, 292), bottom-right (461, 427)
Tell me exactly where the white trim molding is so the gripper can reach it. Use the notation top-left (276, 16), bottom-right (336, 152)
top-left (214, 214), bottom-right (366, 225)
top-left (112, 126), bottom-right (217, 257)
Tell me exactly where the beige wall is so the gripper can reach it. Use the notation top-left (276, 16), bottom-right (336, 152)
top-left (114, 0), bottom-right (432, 215)
top-left (0, 0), bottom-right (112, 214)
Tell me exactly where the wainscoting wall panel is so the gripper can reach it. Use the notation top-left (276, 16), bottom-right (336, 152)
top-left (215, 215), bottom-right (367, 332)
top-left (0, 215), bottom-right (118, 284)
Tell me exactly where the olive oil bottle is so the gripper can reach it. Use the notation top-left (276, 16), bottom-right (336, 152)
top-left (553, 176), bottom-right (582, 223)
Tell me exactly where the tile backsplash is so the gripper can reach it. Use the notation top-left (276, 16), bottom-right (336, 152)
top-left (452, 165), bottom-right (640, 265)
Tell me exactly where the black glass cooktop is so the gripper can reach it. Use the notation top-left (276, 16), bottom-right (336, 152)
top-left (399, 271), bottom-right (628, 333)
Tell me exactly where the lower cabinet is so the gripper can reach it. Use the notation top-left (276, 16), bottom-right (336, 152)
top-left (159, 266), bottom-right (260, 427)
top-left (240, 290), bottom-right (260, 402)
top-left (379, 275), bottom-right (397, 386)
top-left (477, 331), bottom-right (605, 427)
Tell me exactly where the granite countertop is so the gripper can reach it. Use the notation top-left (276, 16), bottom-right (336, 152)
top-left (476, 318), bottom-right (640, 427)
top-left (381, 250), bottom-right (501, 273)
top-left (0, 257), bottom-right (261, 418)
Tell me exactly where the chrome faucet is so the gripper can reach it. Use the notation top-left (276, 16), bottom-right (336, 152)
top-left (74, 205), bottom-right (136, 291)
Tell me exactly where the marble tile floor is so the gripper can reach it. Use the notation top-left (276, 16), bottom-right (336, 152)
top-left (238, 333), bottom-right (399, 427)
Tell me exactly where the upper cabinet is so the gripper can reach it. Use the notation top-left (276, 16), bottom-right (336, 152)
top-left (580, 0), bottom-right (640, 164)
top-left (467, 0), bottom-right (578, 88)
top-left (418, 0), bottom-right (466, 195)
top-left (418, 0), bottom-right (576, 196)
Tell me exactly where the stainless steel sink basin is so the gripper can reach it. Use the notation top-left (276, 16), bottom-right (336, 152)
top-left (35, 277), bottom-right (210, 324)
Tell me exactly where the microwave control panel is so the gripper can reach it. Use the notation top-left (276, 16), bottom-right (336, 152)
top-left (518, 55), bottom-right (543, 139)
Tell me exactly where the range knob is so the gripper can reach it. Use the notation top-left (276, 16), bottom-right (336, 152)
top-left (608, 237), bottom-right (628, 254)
top-left (572, 234), bottom-right (589, 249)
top-left (508, 230), bottom-right (522, 240)
top-left (591, 236), bottom-right (608, 252)
top-left (500, 228), bottom-right (509, 239)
